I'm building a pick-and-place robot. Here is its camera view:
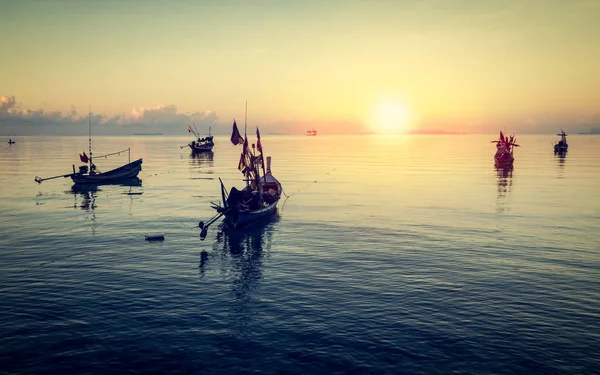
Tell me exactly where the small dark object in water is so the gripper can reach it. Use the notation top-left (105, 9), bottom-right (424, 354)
top-left (145, 233), bottom-right (165, 241)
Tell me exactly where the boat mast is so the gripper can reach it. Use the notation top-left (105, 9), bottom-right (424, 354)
top-left (88, 107), bottom-right (92, 167)
top-left (245, 101), bottom-right (249, 188)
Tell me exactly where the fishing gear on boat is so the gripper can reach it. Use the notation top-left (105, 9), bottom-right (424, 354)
top-left (281, 167), bottom-right (337, 200)
top-left (35, 172), bottom-right (75, 183)
top-left (94, 148), bottom-right (131, 159)
top-left (198, 210), bottom-right (226, 240)
top-left (197, 178), bottom-right (232, 240)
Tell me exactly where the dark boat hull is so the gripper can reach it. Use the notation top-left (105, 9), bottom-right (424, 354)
top-left (70, 177), bottom-right (142, 192)
top-left (189, 143), bottom-right (214, 153)
top-left (71, 158), bottom-right (143, 184)
top-left (222, 172), bottom-right (282, 229)
top-left (223, 201), bottom-right (279, 228)
top-left (554, 144), bottom-right (568, 153)
top-left (223, 204), bottom-right (278, 229)
top-left (494, 150), bottom-right (514, 166)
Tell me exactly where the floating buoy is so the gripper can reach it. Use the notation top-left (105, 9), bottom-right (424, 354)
top-left (145, 233), bottom-right (165, 241)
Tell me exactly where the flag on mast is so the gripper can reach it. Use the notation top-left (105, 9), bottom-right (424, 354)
top-left (238, 136), bottom-right (249, 171)
top-left (231, 120), bottom-right (244, 145)
top-left (256, 127), bottom-right (265, 173)
top-left (256, 127), bottom-right (263, 153)
top-left (80, 152), bottom-right (89, 163)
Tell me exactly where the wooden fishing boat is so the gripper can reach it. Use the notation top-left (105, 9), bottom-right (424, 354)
top-left (554, 129), bottom-right (568, 154)
top-left (70, 157), bottom-right (142, 184)
top-left (186, 124), bottom-right (214, 153)
top-left (189, 137), bottom-right (214, 153)
top-left (35, 112), bottom-right (143, 185)
top-left (491, 131), bottom-right (519, 167)
top-left (199, 116), bottom-right (282, 240)
top-left (306, 128), bottom-right (317, 136)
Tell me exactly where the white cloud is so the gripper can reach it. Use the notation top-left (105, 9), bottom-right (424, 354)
top-left (0, 96), bottom-right (17, 113)
top-left (0, 96), bottom-right (222, 135)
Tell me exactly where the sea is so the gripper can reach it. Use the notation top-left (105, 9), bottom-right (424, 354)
top-left (1, 134), bottom-right (599, 374)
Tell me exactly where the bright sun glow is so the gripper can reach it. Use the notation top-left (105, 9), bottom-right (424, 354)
top-left (371, 99), bottom-right (412, 134)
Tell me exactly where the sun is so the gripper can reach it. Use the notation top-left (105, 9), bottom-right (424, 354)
top-left (371, 99), bottom-right (412, 134)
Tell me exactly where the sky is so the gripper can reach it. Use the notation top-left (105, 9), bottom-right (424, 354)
top-left (1, 0), bottom-right (599, 135)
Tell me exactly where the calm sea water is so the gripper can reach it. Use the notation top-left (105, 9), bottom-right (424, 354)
top-left (1, 134), bottom-right (599, 374)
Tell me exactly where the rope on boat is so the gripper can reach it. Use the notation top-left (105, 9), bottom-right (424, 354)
top-left (94, 148), bottom-right (131, 159)
top-left (139, 170), bottom-right (175, 179)
top-left (280, 168), bottom-right (337, 209)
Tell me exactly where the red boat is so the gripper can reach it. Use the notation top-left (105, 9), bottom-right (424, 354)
top-left (491, 131), bottom-right (519, 166)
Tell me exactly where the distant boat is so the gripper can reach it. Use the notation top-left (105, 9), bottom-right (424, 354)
top-left (187, 124), bottom-right (214, 153)
top-left (306, 128), bottom-right (317, 136)
top-left (491, 131), bottom-right (519, 167)
top-left (554, 129), bottom-right (568, 154)
top-left (8, 139), bottom-right (15, 144)
top-left (35, 111), bottom-right (143, 185)
top-left (198, 113), bottom-right (282, 240)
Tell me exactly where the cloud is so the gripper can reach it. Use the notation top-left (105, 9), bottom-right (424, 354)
top-left (0, 95), bottom-right (76, 126)
top-left (1, 95), bottom-right (86, 125)
top-left (111, 104), bottom-right (218, 127)
top-left (0, 96), bottom-right (221, 135)
top-left (0, 96), bottom-right (17, 113)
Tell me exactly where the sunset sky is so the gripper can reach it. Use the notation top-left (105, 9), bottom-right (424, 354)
top-left (1, 0), bottom-right (599, 135)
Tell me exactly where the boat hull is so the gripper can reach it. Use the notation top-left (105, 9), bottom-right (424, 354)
top-left (494, 150), bottom-right (514, 166)
top-left (70, 177), bottom-right (142, 192)
top-left (223, 201), bottom-right (279, 229)
top-left (189, 144), bottom-right (214, 153)
top-left (222, 172), bottom-right (282, 229)
top-left (554, 144), bottom-right (568, 153)
top-left (71, 158), bottom-right (143, 184)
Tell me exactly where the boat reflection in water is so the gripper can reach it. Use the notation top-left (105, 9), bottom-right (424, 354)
top-left (71, 185), bottom-right (98, 212)
top-left (555, 151), bottom-right (567, 179)
top-left (495, 166), bottom-right (513, 213)
top-left (69, 177), bottom-right (143, 212)
top-left (199, 214), bottom-right (279, 335)
top-left (555, 151), bottom-right (567, 166)
top-left (200, 214), bottom-right (278, 274)
top-left (189, 150), bottom-right (214, 166)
